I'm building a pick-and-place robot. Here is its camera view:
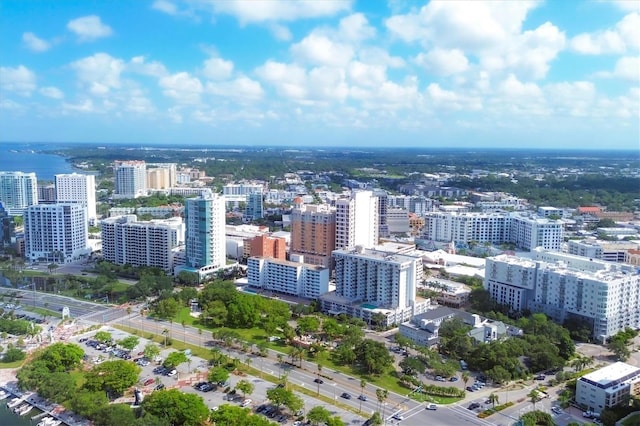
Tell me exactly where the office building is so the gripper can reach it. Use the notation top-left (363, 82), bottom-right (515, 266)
top-left (0, 201), bottom-right (14, 247)
top-left (248, 234), bottom-right (286, 260)
top-left (320, 246), bottom-right (429, 326)
top-left (244, 192), bottom-right (264, 221)
top-left (509, 215), bottom-right (563, 252)
top-left (55, 173), bottom-right (97, 223)
top-left (114, 160), bottom-right (147, 198)
top-left (247, 257), bottom-right (329, 299)
top-left (101, 215), bottom-right (183, 273)
top-left (0, 171), bottom-right (38, 215)
top-left (24, 204), bottom-right (88, 263)
top-left (576, 362), bottom-right (640, 414)
top-left (183, 191), bottom-right (226, 277)
top-left (484, 251), bottom-right (640, 341)
top-left (38, 184), bottom-right (56, 203)
top-left (335, 190), bottom-right (379, 250)
top-left (290, 203), bottom-right (336, 268)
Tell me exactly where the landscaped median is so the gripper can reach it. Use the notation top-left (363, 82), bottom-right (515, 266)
top-left (477, 401), bottom-right (514, 418)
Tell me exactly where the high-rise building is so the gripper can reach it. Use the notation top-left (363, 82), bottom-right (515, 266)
top-left (290, 204), bottom-right (336, 268)
top-left (146, 168), bottom-right (171, 190)
top-left (114, 160), bottom-right (147, 198)
top-left (247, 257), bottom-right (329, 299)
top-left (38, 184), bottom-right (56, 203)
top-left (24, 204), bottom-right (88, 263)
top-left (55, 173), bottom-right (97, 223)
top-left (484, 251), bottom-right (640, 341)
top-left (0, 171), bottom-right (38, 215)
top-left (320, 246), bottom-right (429, 326)
top-left (0, 201), bottom-right (15, 247)
top-left (101, 215), bottom-right (183, 273)
top-left (335, 190), bottom-right (378, 250)
top-left (183, 191), bottom-right (226, 276)
top-left (244, 193), bottom-right (264, 221)
top-left (248, 234), bottom-right (286, 260)
top-left (147, 163), bottom-right (177, 188)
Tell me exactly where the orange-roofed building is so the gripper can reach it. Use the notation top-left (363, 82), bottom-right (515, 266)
top-left (578, 206), bottom-right (602, 215)
top-left (249, 234), bottom-right (286, 260)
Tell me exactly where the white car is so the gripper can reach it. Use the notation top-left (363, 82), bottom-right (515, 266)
top-left (426, 403), bottom-right (437, 410)
top-left (392, 414), bottom-right (404, 421)
top-left (167, 369), bottom-right (177, 377)
top-left (241, 399), bottom-right (252, 407)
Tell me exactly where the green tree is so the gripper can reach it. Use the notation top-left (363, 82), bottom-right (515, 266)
top-left (488, 393), bottom-right (499, 409)
top-left (376, 389), bottom-right (388, 419)
top-left (608, 336), bottom-right (631, 361)
top-left (154, 297), bottom-right (180, 320)
top-left (144, 343), bottom-right (161, 361)
top-left (307, 406), bottom-right (331, 425)
top-left (163, 351), bottom-right (188, 369)
top-left (39, 342), bottom-right (85, 372)
top-left (326, 416), bottom-right (346, 426)
top-left (235, 379), bottom-right (255, 399)
top-left (117, 336), bottom-right (140, 351)
top-left (208, 366), bottom-right (230, 385)
top-left (2, 347), bottom-right (25, 362)
top-left (142, 389), bottom-right (209, 426)
top-left (95, 331), bottom-right (113, 344)
top-left (354, 339), bottom-right (393, 374)
top-left (37, 371), bottom-right (76, 403)
top-left (297, 316), bottom-right (321, 334)
top-left (84, 360), bottom-right (141, 397)
top-left (69, 389), bottom-right (110, 419)
top-left (528, 389), bottom-right (542, 411)
top-left (209, 404), bottom-right (272, 426)
top-left (93, 403), bottom-right (137, 426)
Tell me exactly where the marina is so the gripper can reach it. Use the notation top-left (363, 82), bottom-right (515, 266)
top-left (0, 385), bottom-right (69, 425)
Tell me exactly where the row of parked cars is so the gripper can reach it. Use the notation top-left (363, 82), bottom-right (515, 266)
top-left (81, 338), bottom-right (132, 359)
top-left (255, 404), bottom-right (290, 424)
top-left (153, 365), bottom-right (177, 377)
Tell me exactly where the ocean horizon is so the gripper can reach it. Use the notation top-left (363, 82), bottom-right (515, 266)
top-left (0, 142), bottom-right (75, 181)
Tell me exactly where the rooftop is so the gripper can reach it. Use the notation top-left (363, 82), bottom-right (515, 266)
top-left (581, 362), bottom-right (640, 388)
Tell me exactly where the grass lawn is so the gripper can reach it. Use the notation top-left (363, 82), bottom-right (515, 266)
top-left (622, 412), bottom-right (640, 426)
top-left (0, 359), bottom-right (26, 369)
top-left (23, 306), bottom-right (62, 318)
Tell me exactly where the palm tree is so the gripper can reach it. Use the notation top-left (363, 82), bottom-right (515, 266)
top-left (488, 393), bottom-right (499, 409)
top-left (376, 389), bottom-right (388, 420)
top-left (316, 363), bottom-right (323, 395)
top-left (198, 328), bottom-right (203, 346)
top-left (359, 379), bottom-right (367, 412)
top-left (181, 320), bottom-right (186, 343)
top-left (528, 389), bottom-right (541, 410)
top-left (289, 347), bottom-right (301, 366)
top-left (277, 353), bottom-right (284, 378)
top-left (162, 328), bottom-right (170, 347)
top-left (126, 306), bottom-right (132, 329)
top-left (462, 371), bottom-right (471, 388)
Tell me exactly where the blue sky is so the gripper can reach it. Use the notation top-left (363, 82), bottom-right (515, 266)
top-left (0, 0), bottom-right (638, 149)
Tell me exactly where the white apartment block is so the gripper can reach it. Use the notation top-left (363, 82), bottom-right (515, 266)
top-left (387, 195), bottom-right (436, 216)
top-left (114, 160), bottom-right (147, 199)
top-left (169, 187), bottom-right (211, 198)
top-left (101, 215), bottom-right (183, 273)
top-left (485, 252), bottom-right (640, 341)
top-left (223, 183), bottom-right (264, 203)
top-left (183, 191), bottom-right (226, 277)
top-left (320, 246), bottom-right (429, 326)
top-left (335, 190), bottom-right (379, 250)
top-left (423, 212), bottom-right (563, 251)
top-left (0, 171), bottom-right (38, 215)
top-left (24, 204), bottom-right (88, 263)
top-left (386, 208), bottom-right (410, 235)
top-left (247, 257), bottom-right (329, 299)
top-left (576, 362), bottom-right (640, 413)
top-left (568, 239), bottom-right (603, 260)
top-left (55, 173), bottom-right (96, 223)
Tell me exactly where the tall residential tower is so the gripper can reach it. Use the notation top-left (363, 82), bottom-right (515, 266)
top-left (335, 190), bottom-right (378, 250)
top-left (0, 171), bottom-right (38, 215)
top-left (55, 173), bottom-right (97, 223)
top-left (183, 191), bottom-right (226, 277)
top-left (114, 161), bottom-right (147, 199)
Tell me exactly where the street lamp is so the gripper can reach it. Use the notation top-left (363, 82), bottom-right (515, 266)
top-left (333, 383), bottom-right (337, 401)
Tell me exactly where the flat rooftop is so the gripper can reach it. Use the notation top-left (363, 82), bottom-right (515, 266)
top-left (581, 362), bottom-right (640, 388)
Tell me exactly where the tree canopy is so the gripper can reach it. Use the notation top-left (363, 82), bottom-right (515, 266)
top-left (142, 389), bottom-right (209, 426)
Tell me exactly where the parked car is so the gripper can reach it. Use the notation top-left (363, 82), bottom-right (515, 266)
top-left (466, 386), bottom-right (475, 392)
top-left (166, 369), bottom-right (177, 377)
top-left (143, 378), bottom-right (155, 386)
top-left (551, 407), bottom-right (562, 415)
top-left (434, 375), bottom-right (446, 382)
top-left (535, 374), bottom-right (546, 381)
top-left (449, 377), bottom-right (458, 382)
top-left (154, 383), bottom-right (165, 391)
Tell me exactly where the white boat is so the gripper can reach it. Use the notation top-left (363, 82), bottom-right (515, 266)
top-left (0, 390), bottom-right (8, 400)
top-left (13, 403), bottom-right (28, 413)
top-left (37, 417), bottom-right (59, 426)
top-left (7, 397), bottom-right (22, 408)
top-left (49, 421), bottom-right (62, 426)
top-left (16, 403), bottom-right (34, 415)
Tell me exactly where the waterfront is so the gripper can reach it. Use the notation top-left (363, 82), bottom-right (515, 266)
top-left (0, 143), bottom-right (74, 181)
top-left (0, 400), bottom-right (38, 426)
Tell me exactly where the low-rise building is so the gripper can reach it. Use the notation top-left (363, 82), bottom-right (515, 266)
top-left (576, 362), bottom-right (640, 414)
top-left (247, 257), bottom-right (329, 299)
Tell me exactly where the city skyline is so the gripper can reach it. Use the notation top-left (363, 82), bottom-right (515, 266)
top-left (0, 0), bottom-right (638, 149)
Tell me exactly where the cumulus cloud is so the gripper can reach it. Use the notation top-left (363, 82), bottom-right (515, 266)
top-left (202, 57), bottom-right (234, 81)
top-left (0, 65), bottom-right (37, 96)
top-left (205, 0), bottom-right (352, 24)
top-left (206, 76), bottom-right (264, 101)
top-left (544, 81), bottom-right (595, 116)
top-left (128, 56), bottom-right (168, 77)
top-left (570, 12), bottom-right (639, 55)
top-left (159, 72), bottom-right (203, 104)
top-left (291, 33), bottom-right (354, 67)
top-left (67, 15), bottom-right (113, 42)
top-left (39, 86), bottom-right (64, 99)
top-left (152, 0), bottom-right (178, 15)
top-left (71, 53), bottom-right (124, 95)
top-left (415, 48), bottom-right (469, 76)
top-left (22, 32), bottom-right (50, 52)
top-left (255, 61), bottom-right (308, 99)
top-left (338, 13), bottom-right (376, 43)
top-left (269, 24), bottom-right (293, 41)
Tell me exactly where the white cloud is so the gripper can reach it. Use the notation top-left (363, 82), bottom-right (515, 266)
top-left (128, 56), bottom-right (168, 77)
top-left (67, 15), bottom-right (113, 42)
top-left (202, 57), bottom-right (234, 81)
top-left (348, 61), bottom-right (386, 88)
top-left (22, 32), bottom-right (50, 52)
top-left (126, 93), bottom-right (155, 113)
top-left (415, 48), bottom-right (469, 75)
top-left (308, 66), bottom-right (348, 102)
top-left (255, 61), bottom-right (308, 99)
top-left (291, 33), bottom-right (354, 67)
top-left (570, 12), bottom-right (639, 55)
top-left (206, 76), bottom-right (264, 101)
top-left (71, 53), bottom-right (124, 95)
top-left (544, 81), bottom-right (595, 116)
top-left (63, 99), bottom-right (95, 113)
top-left (608, 0), bottom-right (640, 12)
top-left (39, 86), bottom-right (64, 99)
top-left (359, 47), bottom-right (405, 68)
top-left (152, 0), bottom-right (178, 15)
top-left (338, 13), bottom-right (375, 43)
top-left (498, 74), bottom-right (542, 98)
top-left (0, 65), bottom-right (37, 96)
top-left (269, 24), bottom-right (292, 41)
top-left (206, 0), bottom-right (352, 24)
top-left (612, 56), bottom-right (640, 81)
top-left (159, 72), bottom-right (203, 104)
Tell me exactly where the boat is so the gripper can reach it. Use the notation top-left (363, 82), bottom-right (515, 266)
top-left (16, 403), bottom-right (34, 415)
top-left (7, 397), bottom-right (23, 408)
top-left (13, 403), bottom-right (28, 413)
top-left (0, 390), bottom-right (8, 400)
top-left (37, 417), bottom-right (60, 426)
top-left (49, 420), bottom-right (62, 426)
